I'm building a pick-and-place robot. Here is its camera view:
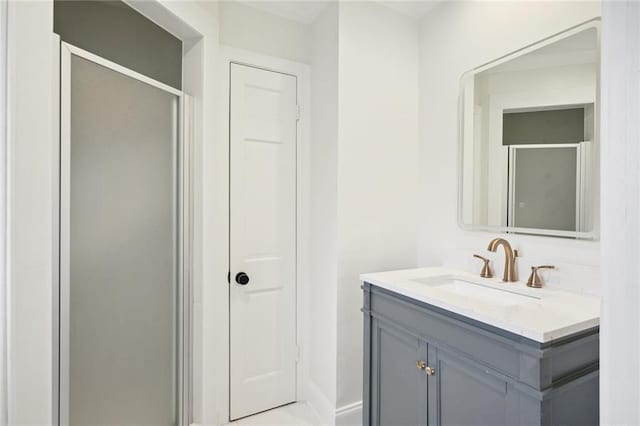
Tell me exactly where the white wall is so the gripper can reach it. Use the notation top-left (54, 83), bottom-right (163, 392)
top-left (418, 1), bottom-right (602, 295)
top-left (0, 0), bottom-right (6, 420)
top-left (6, 1), bottom-right (56, 423)
top-left (336, 1), bottom-right (420, 419)
top-left (308, 3), bottom-right (339, 423)
top-left (218, 1), bottom-right (311, 64)
top-left (600, 1), bottom-right (640, 423)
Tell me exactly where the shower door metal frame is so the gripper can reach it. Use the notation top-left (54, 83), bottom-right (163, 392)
top-left (55, 41), bottom-right (192, 426)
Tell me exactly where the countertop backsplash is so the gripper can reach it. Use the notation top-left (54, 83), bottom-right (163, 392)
top-left (441, 243), bottom-right (601, 297)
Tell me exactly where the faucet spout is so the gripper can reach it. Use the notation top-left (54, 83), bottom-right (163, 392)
top-left (487, 238), bottom-right (517, 282)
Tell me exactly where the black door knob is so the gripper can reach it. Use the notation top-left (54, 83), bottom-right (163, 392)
top-left (235, 272), bottom-right (250, 285)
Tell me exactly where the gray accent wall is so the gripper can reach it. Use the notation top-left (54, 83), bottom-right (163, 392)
top-left (54, 0), bottom-right (182, 89)
top-left (503, 108), bottom-right (585, 145)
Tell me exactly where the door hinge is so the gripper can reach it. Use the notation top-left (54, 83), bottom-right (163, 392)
top-left (296, 345), bottom-right (301, 362)
top-left (295, 105), bottom-right (301, 121)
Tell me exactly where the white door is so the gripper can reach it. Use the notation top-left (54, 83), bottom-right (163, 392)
top-left (229, 63), bottom-right (298, 420)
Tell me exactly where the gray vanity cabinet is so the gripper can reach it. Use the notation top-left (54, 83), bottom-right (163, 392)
top-left (363, 283), bottom-right (599, 426)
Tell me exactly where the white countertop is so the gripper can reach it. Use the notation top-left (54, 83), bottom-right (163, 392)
top-left (360, 267), bottom-right (600, 343)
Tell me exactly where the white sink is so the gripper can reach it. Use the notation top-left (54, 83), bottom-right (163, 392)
top-left (411, 276), bottom-right (541, 307)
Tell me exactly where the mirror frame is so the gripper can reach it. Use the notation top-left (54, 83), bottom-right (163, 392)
top-left (457, 18), bottom-right (601, 240)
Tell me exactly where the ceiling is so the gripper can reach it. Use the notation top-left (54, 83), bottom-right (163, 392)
top-left (240, 1), bottom-right (332, 24)
top-left (233, 0), bottom-right (442, 24)
top-left (487, 28), bottom-right (599, 74)
top-left (378, 1), bottom-right (442, 19)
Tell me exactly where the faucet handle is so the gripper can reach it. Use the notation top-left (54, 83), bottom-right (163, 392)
top-left (526, 265), bottom-right (555, 288)
top-left (473, 254), bottom-right (493, 278)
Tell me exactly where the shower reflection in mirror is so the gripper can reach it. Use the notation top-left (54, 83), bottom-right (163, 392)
top-left (459, 22), bottom-right (599, 239)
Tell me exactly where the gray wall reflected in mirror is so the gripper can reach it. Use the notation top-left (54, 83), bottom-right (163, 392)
top-left (459, 21), bottom-right (599, 239)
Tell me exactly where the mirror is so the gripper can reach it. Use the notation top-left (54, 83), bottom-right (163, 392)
top-left (458, 20), bottom-right (600, 239)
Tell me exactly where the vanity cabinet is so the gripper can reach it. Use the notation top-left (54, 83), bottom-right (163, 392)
top-left (363, 283), bottom-right (599, 426)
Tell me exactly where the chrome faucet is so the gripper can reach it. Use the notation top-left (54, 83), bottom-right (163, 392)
top-left (487, 238), bottom-right (518, 282)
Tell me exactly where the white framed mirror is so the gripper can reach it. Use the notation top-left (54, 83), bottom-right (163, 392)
top-left (458, 19), bottom-right (600, 239)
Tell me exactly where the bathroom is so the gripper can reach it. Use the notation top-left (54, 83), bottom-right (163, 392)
top-left (1, 0), bottom-right (637, 425)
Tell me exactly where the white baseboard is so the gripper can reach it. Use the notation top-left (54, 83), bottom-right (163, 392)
top-left (305, 380), bottom-right (336, 425)
top-left (335, 401), bottom-right (362, 426)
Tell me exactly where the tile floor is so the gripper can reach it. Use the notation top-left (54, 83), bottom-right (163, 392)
top-left (226, 402), bottom-right (322, 426)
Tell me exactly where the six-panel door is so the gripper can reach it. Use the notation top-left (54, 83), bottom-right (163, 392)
top-left (229, 63), bottom-right (298, 420)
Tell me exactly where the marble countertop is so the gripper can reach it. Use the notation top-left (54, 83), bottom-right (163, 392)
top-left (360, 267), bottom-right (600, 343)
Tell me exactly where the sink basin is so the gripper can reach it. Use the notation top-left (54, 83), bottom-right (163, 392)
top-left (411, 276), bottom-right (540, 307)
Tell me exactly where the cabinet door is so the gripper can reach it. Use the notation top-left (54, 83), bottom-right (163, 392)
top-left (428, 347), bottom-right (515, 426)
top-left (370, 320), bottom-right (428, 426)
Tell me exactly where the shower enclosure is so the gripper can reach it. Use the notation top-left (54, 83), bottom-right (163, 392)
top-left (56, 42), bottom-right (191, 426)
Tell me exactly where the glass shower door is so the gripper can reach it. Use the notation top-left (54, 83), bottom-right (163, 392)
top-left (59, 44), bottom-right (185, 426)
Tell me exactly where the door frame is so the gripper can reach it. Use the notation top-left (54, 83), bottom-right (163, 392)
top-left (217, 46), bottom-right (310, 422)
top-left (54, 41), bottom-right (193, 426)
